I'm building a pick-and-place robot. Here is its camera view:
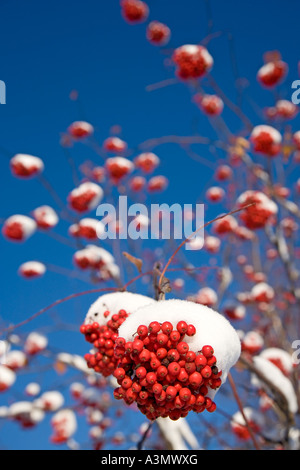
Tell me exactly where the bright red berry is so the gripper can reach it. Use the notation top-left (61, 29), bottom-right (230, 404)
top-left (202, 345), bottom-right (214, 358)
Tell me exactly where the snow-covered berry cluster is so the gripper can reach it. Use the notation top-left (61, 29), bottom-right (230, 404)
top-left (172, 45), bottom-right (213, 80)
top-left (80, 309), bottom-right (129, 377)
top-left (113, 320), bottom-right (222, 421)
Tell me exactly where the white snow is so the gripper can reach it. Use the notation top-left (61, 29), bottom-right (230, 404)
top-left (118, 298), bottom-right (241, 397)
top-left (251, 356), bottom-right (298, 414)
top-left (84, 291), bottom-right (156, 326)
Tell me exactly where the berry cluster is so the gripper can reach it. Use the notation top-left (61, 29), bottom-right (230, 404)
top-left (80, 309), bottom-right (129, 377)
top-left (113, 320), bottom-right (222, 421)
top-left (172, 45), bottom-right (213, 80)
top-left (121, 0), bottom-right (149, 24)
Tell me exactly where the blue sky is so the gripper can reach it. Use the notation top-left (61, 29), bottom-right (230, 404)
top-left (0, 0), bottom-right (299, 450)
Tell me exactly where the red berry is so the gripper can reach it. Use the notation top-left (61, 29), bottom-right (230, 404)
top-left (167, 349), bottom-right (180, 362)
top-left (136, 366), bottom-right (147, 379)
top-left (125, 342), bottom-right (133, 353)
top-left (165, 386), bottom-right (177, 401)
top-left (186, 351), bottom-right (196, 363)
top-left (157, 365), bottom-right (168, 379)
top-left (201, 365), bottom-right (212, 378)
top-left (149, 321), bottom-right (161, 334)
top-left (177, 321), bottom-right (188, 334)
top-left (202, 345), bottom-right (214, 358)
top-left (177, 368), bottom-right (189, 383)
top-left (189, 372), bottom-right (203, 388)
top-left (152, 383), bottom-right (163, 395)
top-left (121, 377), bottom-right (133, 389)
top-left (157, 333), bottom-right (169, 346)
top-left (161, 321), bottom-right (173, 335)
top-left (186, 324), bottom-right (196, 336)
top-left (168, 362), bottom-right (181, 377)
top-left (132, 339), bottom-right (144, 354)
top-left (113, 368), bottom-right (126, 380)
top-left (179, 387), bottom-right (192, 402)
top-left (139, 349), bottom-right (151, 363)
top-left (156, 348), bottom-right (167, 360)
top-left (206, 402), bottom-right (217, 413)
top-left (184, 362), bottom-right (196, 374)
top-left (177, 341), bottom-right (189, 355)
top-left (170, 330), bottom-right (181, 343)
top-left (146, 372), bottom-right (157, 385)
top-left (137, 325), bottom-right (148, 338)
top-left (195, 355), bottom-right (207, 369)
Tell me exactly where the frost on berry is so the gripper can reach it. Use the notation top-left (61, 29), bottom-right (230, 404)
top-left (113, 299), bottom-right (241, 420)
top-left (3, 350), bottom-right (27, 370)
top-left (50, 409), bottom-right (77, 444)
top-left (250, 356), bottom-right (298, 414)
top-left (231, 407), bottom-right (264, 441)
top-left (0, 365), bottom-right (16, 392)
top-left (8, 401), bottom-right (45, 429)
top-left (67, 121), bottom-right (94, 139)
top-left (24, 332), bottom-right (48, 355)
top-left (146, 21), bottom-right (171, 46)
top-left (68, 182), bottom-right (103, 213)
top-left (32, 205), bottom-right (59, 230)
top-left (80, 292), bottom-right (156, 377)
top-left (73, 245), bottom-right (120, 282)
top-left (2, 215), bottom-right (37, 242)
top-left (259, 347), bottom-right (296, 377)
top-left (10, 154), bottom-right (44, 179)
top-left (237, 190), bottom-right (278, 230)
top-left (173, 45), bottom-right (213, 80)
top-left (250, 125), bottom-right (282, 157)
top-left (103, 136), bottom-right (127, 154)
top-left (18, 261), bottom-right (46, 279)
top-left (134, 152), bottom-right (160, 174)
top-left (34, 391), bottom-right (64, 412)
top-left (105, 156), bottom-right (134, 184)
top-left (257, 60), bottom-right (288, 88)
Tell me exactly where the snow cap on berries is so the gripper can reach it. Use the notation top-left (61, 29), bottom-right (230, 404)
top-left (240, 330), bottom-right (264, 354)
top-left (84, 291), bottom-right (156, 326)
top-left (118, 298), bottom-right (241, 392)
top-left (34, 391), bottom-right (64, 411)
top-left (18, 261), bottom-right (46, 279)
top-left (259, 348), bottom-right (296, 377)
top-left (25, 382), bottom-right (41, 397)
top-left (78, 218), bottom-right (105, 240)
top-left (257, 60), bottom-right (288, 88)
top-left (103, 136), bottom-right (127, 154)
top-left (134, 152), bottom-right (160, 173)
top-left (68, 121), bottom-right (94, 139)
top-left (251, 282), bottom-right (275, 303)
top-left (0, 365), bottom-right (16, 392)
top-left (10, 153), bottom-right (44, 178)
top-left (32, 205), bottom-right (59, 229)
top-left (251, 356), bottom-right (298, 414)
top-left (105, 156), bottom-right (134, 182)
top-left (3, 350), bottom-right (27, 370)
top-left (237, 190), bottom-right (278, 230)
top-left (51, 409), bottom-right (77, 443)
top-left (173, 44), bottom-right (213, 80)
top-left (24, 332), bottom-right (48, 355)
top-left (231, 407), bottom-right (264, 440)
top-left (68, 182), bottom-right (103, 213)
top-left (2, 215), bottom-right (37, 242)
top-left (250, 125), bottom-right (282, 157)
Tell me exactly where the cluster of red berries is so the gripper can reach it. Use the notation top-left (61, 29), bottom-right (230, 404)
top-left (113, 320), bottom-right (222, 421)
top-left (80, 309), bottom-right (129, 377)
top-left (172, 45), bottom-right (213, 80)
top-left (69, 189), bottom-right (98, 213)
top-left (121, 0), bottom-right (149, 24)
